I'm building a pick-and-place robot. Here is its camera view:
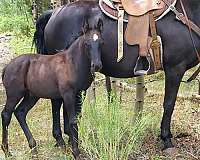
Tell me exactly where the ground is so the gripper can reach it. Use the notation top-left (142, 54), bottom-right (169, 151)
top-left (0, 34), bottom-right (199, 159)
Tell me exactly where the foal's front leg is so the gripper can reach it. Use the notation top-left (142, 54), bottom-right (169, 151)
top-left (64, 90), bottom-right (86, 136)
top-left (161, 64), bottom-right (186, 150)
top-left (62, 91), bottom-right (80, 158)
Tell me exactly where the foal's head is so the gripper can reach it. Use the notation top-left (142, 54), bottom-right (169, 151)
top-left (82, 18), bottom-right (103, 75)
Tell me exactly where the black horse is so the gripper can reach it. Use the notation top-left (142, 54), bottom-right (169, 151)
top-left (33, 0), bottom-right (200, 155)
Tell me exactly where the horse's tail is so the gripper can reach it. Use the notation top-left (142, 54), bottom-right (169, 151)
top-left (33, 10), bottom-right (53, 54)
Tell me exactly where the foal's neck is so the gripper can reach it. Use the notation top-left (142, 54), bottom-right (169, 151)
top-left (65, 36), bottom-right (89, 69)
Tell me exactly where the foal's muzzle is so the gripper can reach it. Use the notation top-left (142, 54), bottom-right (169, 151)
top-left (91, 61), bottom-right (102, 74)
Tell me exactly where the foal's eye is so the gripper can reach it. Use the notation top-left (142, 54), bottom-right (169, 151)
top-left (100, 40), bottom-right (104, 45)
top-left (84, 41), bottom-right (90, 47)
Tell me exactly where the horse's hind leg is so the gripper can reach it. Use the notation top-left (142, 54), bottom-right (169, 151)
top-left (161, 65), bottom-right (185, 150)
top-left (14, 94), bottom-right (39, 152)
top-left (1, 95), bottom-right (22, 157)
top-left (51, 99), bottom-right (66, 149)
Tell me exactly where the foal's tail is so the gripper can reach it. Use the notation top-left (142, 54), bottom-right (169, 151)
top-left (33, 10), bottom-right (53, 54)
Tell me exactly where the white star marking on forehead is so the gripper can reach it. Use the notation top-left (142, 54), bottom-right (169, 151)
top-left (93, 34), bottom-right (99, 41)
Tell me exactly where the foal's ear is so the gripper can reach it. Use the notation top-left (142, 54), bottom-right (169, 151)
top-left (96, 19), bottom-right (103, 32)
top-left (82, 19), bottom-right (89, 34)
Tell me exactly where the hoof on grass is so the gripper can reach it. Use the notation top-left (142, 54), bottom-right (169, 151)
top-left (163, 147), bottom-right (179, 158)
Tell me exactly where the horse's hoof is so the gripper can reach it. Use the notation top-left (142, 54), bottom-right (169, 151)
top-left (73, 149), bottom-right (80, 160)
top-left (31, 147), bottom-right (38, 154)
top-left (163, 147), bottom-right (179, 158)
top-left (54, 142), bottom-right (66, 149)
top-left (1, 145), bottom-right (12, 158)
top-left (75, 155), bottom-right (81, 160)
top-left (31, 148), bottom-right (39, 160)
top-left (5, 151), bottom-right (12, 158)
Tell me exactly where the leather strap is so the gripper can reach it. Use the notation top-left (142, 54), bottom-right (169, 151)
top-left (179, 0), bottom-right (200, 62)
top-left (149, 12), bottom-right (162, 70)
top-left (161, 0), bottom-right (200, 61)
top-left (117, 5), bottom-right (124, 62)
top-left (186, 65), bottom-right (200, 82)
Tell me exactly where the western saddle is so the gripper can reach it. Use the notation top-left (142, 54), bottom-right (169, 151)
top-left (100, 0), bottom-right (177, 74)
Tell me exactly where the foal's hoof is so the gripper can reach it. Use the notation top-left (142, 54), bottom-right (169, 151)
top-left (163, 147), bottom-right (179, 158)
top-left (5, 151), bottom-right (12, 158)
top-left (54, 141), bottom-right (66, 151)
top-left (31, 147), bottom-right (39, 159)
top-left (1, 144), bottom-right (12, 157)
top-left (73, 149), bottom-right (81, 160)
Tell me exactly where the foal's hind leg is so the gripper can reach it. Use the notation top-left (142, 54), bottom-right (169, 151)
top-left (1, 96), bottom-right (22, 157)
top-left (51, 99), bottom-right (66, 149)
top-left (161, 65), bottom-right (185, 150)
top-left (14, 94), bottom-right (39, 152)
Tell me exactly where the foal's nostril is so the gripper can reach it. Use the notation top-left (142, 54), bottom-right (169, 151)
top-left (95, 63), bottom-right (102, 71)
top-left (91, 62), bottom-right (102, 73)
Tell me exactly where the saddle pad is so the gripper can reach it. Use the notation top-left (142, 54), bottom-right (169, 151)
top-left (121, 0), bottom-right (165, 16)
top-left (99, 0), bottom-right (129, 22)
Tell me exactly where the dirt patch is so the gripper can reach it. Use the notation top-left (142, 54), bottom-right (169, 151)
top-left (0, 34), bottom-right (13, 77)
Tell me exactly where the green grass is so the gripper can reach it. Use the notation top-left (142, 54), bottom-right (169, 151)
top-left (79, 94), bottom-right (160, 160)
top-left (0, 87), bottom-right (161, 160)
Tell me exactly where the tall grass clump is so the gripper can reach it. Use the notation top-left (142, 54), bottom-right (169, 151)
top-left (79, 93), bottom-right (160, 160)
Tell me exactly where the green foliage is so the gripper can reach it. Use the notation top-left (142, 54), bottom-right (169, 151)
top-left (9, 34), bottom-right (34, 55)
top-left (0, 0), bottom-right (35, 34)
top-left (0, 16), bottom-right (34, 36)
top-left (0, 0), bottom-right (32, 16)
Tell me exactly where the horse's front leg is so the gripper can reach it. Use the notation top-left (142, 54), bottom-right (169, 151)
top-left (51, 99), bottom-right (66, 149)
top-left (64, 91), bottom-right (85, 136)
top-left (161, 64), bottom-right (186, 150)
top-left (62, 91), bottom-right (80, 158)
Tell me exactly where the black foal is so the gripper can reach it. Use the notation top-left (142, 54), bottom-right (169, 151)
top-left (1, 19), bottom-right (103, 158)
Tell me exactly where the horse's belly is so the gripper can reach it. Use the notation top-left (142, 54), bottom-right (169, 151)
top-left (27, 81), bottom-right (61, 99)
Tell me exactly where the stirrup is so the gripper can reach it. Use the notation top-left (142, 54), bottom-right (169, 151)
top-left (134, 56), bottom-right (150, 76)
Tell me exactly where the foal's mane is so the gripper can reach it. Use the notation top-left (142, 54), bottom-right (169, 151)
top-left (65, 31), bottom-right (83, 50)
